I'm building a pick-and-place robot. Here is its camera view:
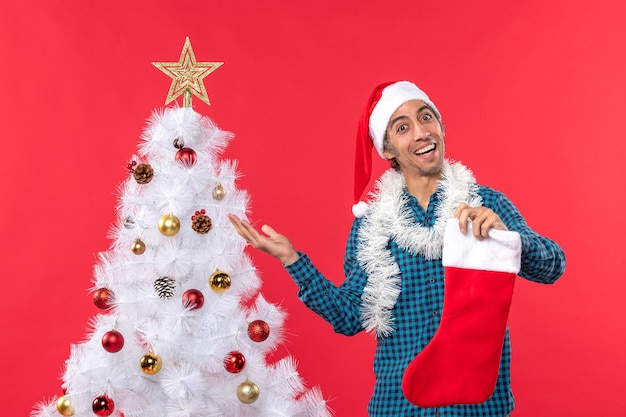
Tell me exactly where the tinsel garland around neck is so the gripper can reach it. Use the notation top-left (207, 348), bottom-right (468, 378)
top-left (356, 160), bottom-right (483, 337)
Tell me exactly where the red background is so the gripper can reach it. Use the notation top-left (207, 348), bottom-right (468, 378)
top-left (1, 1), bottom-right (625, 416)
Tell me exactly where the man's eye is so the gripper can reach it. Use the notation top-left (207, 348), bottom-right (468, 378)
top-left (397, 124), bottom-right (408, 132)
top-left (421, 113), bottom-right (433, 121)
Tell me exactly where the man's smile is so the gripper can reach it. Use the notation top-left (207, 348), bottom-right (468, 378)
top-left (414, 143), bottom-right (436, 156)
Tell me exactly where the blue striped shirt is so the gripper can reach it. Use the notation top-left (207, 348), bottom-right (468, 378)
top-left (286, 184), bottom-right (565, 416)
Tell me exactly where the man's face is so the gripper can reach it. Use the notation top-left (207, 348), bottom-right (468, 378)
top-left (383, 100), bottom-right (445, 178)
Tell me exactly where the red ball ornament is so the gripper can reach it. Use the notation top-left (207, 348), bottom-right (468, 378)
top-left (102, 330), bottom-right (124, 353)
top-left (224, 351), bottom-right (246, 373)
top-left (126, 160), bottom-right (137, 173)
top-left (92, 395), bottom-right (115, 416)
top-left (93, 288), bottom-right (114, 310)
top-left (182, 289), bottom-right (204, 310)
top-left (175, 148), bottom-right (197, 166)
top-left (191, 209), bottom-right (207, 220)
top-left (248, 320), bottom-right (270, 342)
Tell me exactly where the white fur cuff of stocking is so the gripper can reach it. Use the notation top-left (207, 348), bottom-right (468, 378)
top-left (442, 218), bottom-right (521, 273)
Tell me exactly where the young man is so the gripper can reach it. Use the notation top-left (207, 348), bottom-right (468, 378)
top-left (228, 81), bottom-right (565, 416)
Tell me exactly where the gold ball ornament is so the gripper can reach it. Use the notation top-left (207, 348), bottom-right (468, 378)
top-left (56, 395), bottom-right (74, 416)
top-left (237, 379), bottom-right (260, 404)
top-left (131, 238), bottom-right (146, 255)
top-left (209, 270), bottom-right (231, 293)
top-left (140, 352), bottom-right (163, 375)
top-left (212, 183), bottom-right (226, 200)
top-left (158, 214), bottom-right (180, 236)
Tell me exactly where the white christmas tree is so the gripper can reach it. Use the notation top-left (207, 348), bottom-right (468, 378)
top-left (32, 38), bottom-right (331, 417)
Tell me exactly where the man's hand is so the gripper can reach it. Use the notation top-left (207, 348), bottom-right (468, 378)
top-left (454, 202), bottom-right (508, 239)
top-left (227, 214), bottom-right (300, 266)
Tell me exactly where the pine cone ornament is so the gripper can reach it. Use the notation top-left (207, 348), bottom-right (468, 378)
top-left (191, 210), bottom-right (212, 234)
top-left (133, 163), bottom-right (154, 184)
top-left (154, 277), bottom-right (176, 298)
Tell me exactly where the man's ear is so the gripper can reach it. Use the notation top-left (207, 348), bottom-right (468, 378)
top-left (382, 149), bottom-right (396, 160)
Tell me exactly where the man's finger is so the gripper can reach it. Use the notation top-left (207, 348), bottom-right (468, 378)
top-left (454, 202), bottom-right (469, 219)
top-left (261, 224), bottom-right (277, 238)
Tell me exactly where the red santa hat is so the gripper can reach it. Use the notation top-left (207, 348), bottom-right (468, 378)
top-left (353, 81), bottom-right (441, 217)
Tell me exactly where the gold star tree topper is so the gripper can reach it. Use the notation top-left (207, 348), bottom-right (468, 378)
top-left (153, 37), bottom-right (223, 107)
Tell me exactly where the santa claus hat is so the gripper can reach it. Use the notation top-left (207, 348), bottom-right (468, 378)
top-left (353, 81), bottom-right (441, 217)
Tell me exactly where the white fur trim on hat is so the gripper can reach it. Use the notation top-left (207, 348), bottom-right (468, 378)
top-left (442, 218), bottom-right (521, 273)
top-left (368, 81), bottom-right (440, 158)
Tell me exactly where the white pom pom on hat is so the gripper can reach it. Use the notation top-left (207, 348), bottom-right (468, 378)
top-left (352, 81), bottom-right (440, 217)
top-left (351, 201), bottom-right (369, 218)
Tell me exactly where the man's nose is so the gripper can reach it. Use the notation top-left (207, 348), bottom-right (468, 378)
top-left (413, 123), bottom-right (430, 140)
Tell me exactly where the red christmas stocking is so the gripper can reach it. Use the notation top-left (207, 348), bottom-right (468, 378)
top-left (402, 218), bottom-right (521, 408)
